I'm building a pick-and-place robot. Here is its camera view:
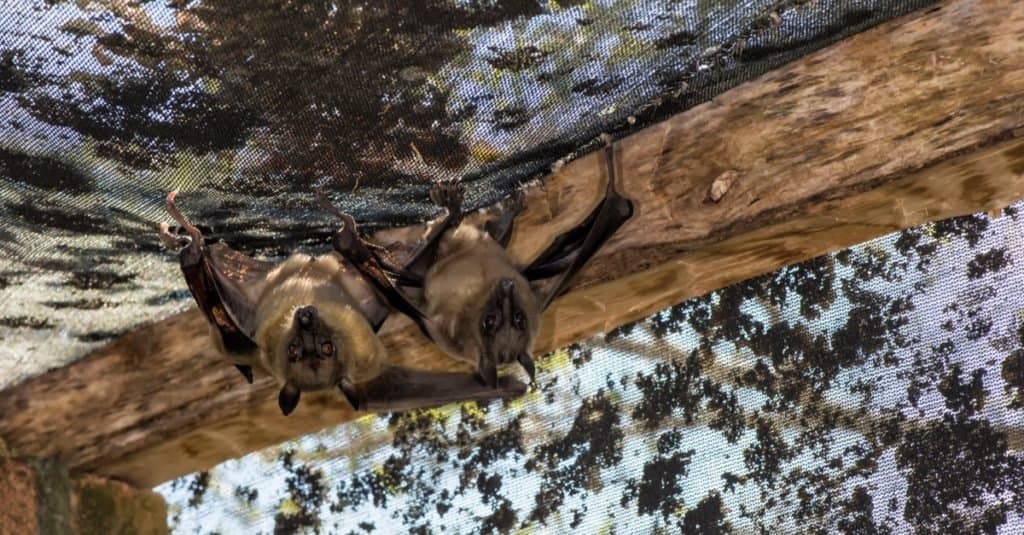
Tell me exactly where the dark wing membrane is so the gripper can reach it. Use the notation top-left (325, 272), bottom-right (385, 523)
top-left (163, 192), bottom-right (268, 383)
top-left (529, 145), bottom-right (634, 309)
top-left (483, 190), bottom-right (524, 249)
top-left (205, 243), bottom-right (273, 339)
top-left (327, 211), bottom-right (438, 340)
top-left (347, 365), bottom-right (527, 412)
top-left (207, 243), bottom-right (274, 287)
top-left (176, 243), bottom-right (259, 356)
top-left (522, 207), bottom-right (601, 280)
top-left (331, 251), bottom-right (393, 333)
top-left (388, 181), bottom-right (466, 285)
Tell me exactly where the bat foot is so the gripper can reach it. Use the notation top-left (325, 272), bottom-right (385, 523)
top-left (328, 216), bottom-right (371, 263)
top-left (317, 191), bottom-right (372, 261)
top-left (316, 188), bottom-right (352, 224)
top-left (164, 191), bottom-right (203, 245)
top-left (429, 181), bottom-right (464, 214)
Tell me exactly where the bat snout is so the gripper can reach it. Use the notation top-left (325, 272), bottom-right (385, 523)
top-left (294, 305), bottom-right (318, 329)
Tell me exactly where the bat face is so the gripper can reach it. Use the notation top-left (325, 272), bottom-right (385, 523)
top-left (476, 277), bottom-right (537, 387)
top-left (282, 305), bottom-right (344, 387)
top-left (274, 305), bottom-right (344, 415)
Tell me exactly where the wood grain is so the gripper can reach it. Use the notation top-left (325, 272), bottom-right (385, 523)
top-left (2, 0), bottom-right (1023, 487)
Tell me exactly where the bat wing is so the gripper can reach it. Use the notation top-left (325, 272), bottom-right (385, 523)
top-left (205, 243), bottom-right (274, 340)
top-left (163, 193), bottom-right (272, 382)
top-left (387, 181), bottom-right (466, 285)
top-left (483, 189), bottom-right (525, 248)
top-left (525, 144), bottom-right (634, 309)
top-left (324, 183), bottom-right (465, 340)
top-left (342, 365), bottom-right (527, 412)
top-left (174, 242), bottom-right (263, 356)
top-left (328, 213), bottom-right (432, 336)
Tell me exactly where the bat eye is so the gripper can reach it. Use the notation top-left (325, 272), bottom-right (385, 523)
top-left (512, 311), bottom-right (525, 329)
top-left (482, 314), bottom-right (497, 331)
top-left (321, 341), bottom-right (334, 356)
top-left (288, 343), bottom-right (300, 362)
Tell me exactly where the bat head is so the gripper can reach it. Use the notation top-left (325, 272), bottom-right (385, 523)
top-left (476, 276), bottom-right (538, 387)
top-left (275, 305), bottom-right (344, 415)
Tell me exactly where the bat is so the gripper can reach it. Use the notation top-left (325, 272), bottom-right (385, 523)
top-left (158, 192), bottom-right (526, 416)
top-left (324, 142), bottom-right (634, 387)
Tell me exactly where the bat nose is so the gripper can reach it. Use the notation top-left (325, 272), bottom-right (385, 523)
top-left (499, 278), bottom-right (515, 296)
top-left (295, 306), bottom-right (317, 329)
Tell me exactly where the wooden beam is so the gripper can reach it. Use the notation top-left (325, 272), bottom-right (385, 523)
top-left (2, 0), bottom-right (1023, 488)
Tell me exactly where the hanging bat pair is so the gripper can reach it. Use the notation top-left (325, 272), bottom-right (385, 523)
top-left (159, 143), bottom-right (632, 415)
top-left (158, 194), bottom-right (527, 416)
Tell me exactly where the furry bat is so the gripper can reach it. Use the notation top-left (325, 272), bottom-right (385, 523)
top-left (324, 143), bottom-right (634, 387)
top-left (158, 192), bottom-right (526, 416)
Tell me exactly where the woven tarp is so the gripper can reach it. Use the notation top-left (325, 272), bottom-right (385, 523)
top-left (0, 0), bottom-right (938, 386)
top-left (159, 204), bottom-right (1024, 534)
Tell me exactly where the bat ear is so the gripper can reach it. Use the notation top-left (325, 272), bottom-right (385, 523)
top-left (478, 354), bottom-right (499, 388)
top-left (278, 382), bottom-right (301, 416)
top-left (338, 380), bottom-right (362, 411)
top-left (517, 353), bottom-right (536, 384)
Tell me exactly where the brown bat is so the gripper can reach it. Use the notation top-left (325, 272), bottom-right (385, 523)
top-left (324, 143), bottom-right (634, 387)
top-left (158, 193), bottom-right (526, 416)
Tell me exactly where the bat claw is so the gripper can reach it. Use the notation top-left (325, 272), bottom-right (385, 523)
top-left (317, 189), bottom-right (373, 246)
top-left (318, 190), bottom-right (371, 256)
